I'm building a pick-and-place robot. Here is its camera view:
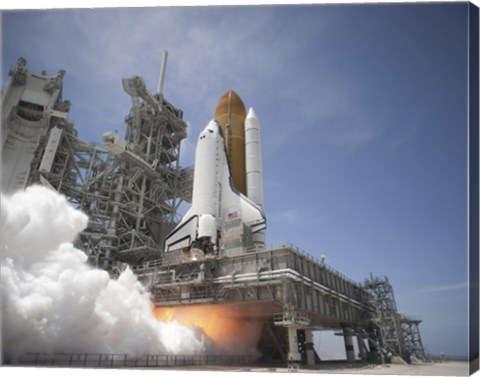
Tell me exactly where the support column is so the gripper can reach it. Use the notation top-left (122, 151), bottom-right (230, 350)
top-left (357, 333), bottom-right (367, 360)
top-left (305, 328), bottom-right (315, 366)
top-left (287, 327), bottom-right (301, 362)
top-left (367, 336), bottom-right (377, 354)
top-left (367, 334), bottom-right (379, 363)
top-left (343, 327), bottom-right (355, 363)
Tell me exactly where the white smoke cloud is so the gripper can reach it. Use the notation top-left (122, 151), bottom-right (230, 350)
top-left (1, 185), bottom-right (215, 362)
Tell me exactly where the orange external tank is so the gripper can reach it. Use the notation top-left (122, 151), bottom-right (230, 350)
top-left (214, 90), bottom-right (247, 195)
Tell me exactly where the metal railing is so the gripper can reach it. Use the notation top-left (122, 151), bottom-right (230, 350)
top-left (273, 311), bottom-right (311, 326)
top-left (268, 242), bottom-right (364, 290)
top-left (133, 242), bottom-right (363, 289)
top-left (14, 352), bottom-right (258, 368)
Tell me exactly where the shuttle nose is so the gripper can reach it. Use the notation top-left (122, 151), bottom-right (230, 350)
top-left (200, 119), bottom-right (220, 139)
top-left (206, 119), bottom-right (220, 133)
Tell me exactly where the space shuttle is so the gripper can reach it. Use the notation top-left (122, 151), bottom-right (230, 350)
top-left (164, 91), bottom-right (266, 255)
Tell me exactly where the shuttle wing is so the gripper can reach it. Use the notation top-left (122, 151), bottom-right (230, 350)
top-left (164, 208), bottom-right (197, 252)
top-left (239, 193), bottom-right (266, 233)
top-left (222, 175), bottom-right (266, 234)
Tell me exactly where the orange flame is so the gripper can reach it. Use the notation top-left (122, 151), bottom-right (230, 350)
top-left (154, 304), bottom-right (264, 353)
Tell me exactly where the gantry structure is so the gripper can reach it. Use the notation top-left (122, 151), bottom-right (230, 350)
top-left (92, 71), bottom-right (192, 268)
top-left (1, 57), bottom-right (425, 367)
top-left (363, 275), bottom-right (427, 363)
top-left (1, 57), bottom-right (192, 269)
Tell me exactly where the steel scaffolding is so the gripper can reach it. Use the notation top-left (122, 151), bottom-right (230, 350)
top-left (2, 57), bottom-right (192, 269)
top-left (400, 315), bottom-right (427, 361)
top-left (363, 274), bottom-right (426, 363)
top-left (94, 73), bottom-right (191, 268)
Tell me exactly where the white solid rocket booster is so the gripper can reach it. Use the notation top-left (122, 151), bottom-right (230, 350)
top-left (245, 107), bottom-right (265, 245)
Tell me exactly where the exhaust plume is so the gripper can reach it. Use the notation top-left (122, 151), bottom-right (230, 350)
top-left (1, 186), bottom-right (215, 362)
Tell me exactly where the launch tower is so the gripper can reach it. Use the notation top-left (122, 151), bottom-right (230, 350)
top-left (1, 55), bottom-right (192, 269)
top-left (98, 54), bottom-right (191, 267)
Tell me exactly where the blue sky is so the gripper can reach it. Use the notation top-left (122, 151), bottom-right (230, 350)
top-left (1, 2), bottom-right (472, 357)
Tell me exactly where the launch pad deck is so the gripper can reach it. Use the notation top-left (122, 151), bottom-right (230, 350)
top-left (135, 244), bottom-right (372, 329)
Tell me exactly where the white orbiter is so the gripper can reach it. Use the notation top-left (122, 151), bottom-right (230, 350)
top-left (164, 115), bottom-right (266, 255)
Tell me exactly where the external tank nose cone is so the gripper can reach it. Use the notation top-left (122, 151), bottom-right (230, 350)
top-left (214, 90), bottom-right (246, 119)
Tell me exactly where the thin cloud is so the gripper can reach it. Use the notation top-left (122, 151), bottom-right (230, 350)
top-left (277, 208), bottom-right (299, 225)
top-left (419, 281), bottom-right (468, 294)
top-left (4, 7), bottom-right (384, 152)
